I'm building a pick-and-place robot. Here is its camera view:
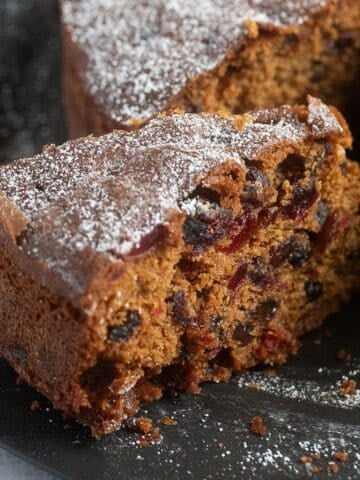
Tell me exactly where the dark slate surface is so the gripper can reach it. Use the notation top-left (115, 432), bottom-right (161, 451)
top-left (0, 1), bottom-right (359, 479)
top-left (0, 302), bottom-right (359, 480)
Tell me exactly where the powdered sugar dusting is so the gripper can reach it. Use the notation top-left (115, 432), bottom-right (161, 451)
top-left (0, 100), bottom-right (342, 296)
top-left (62, 0), bottom-right (328, 125)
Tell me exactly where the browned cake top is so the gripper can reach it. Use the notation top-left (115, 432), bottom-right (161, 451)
top-left (0, 99), bottom-right (345, 303)
top-left (62, 0), bottom-right (330, 126)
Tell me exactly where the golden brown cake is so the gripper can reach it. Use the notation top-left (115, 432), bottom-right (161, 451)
top-left (0, 98), bottom-right (359, 436)
top-left (61, 0), bottom-right (360, 138)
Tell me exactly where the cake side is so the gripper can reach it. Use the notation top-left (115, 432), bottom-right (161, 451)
top-left (61, 0), bottom-right (360, 137)
top-left (0, 100), bottom-right (359, 435)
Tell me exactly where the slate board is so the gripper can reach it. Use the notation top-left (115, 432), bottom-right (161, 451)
top-left (0, 2), bottom-right (359, 479)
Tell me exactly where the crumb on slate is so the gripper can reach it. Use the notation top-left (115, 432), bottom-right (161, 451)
top-left (245, 382), bottom-right (261, 390)
top-left (250, 416), bottom-right (267, 436)
top-left (126, 416), bottom-right (154, 434)
top-left (126, 417), bottom-right (163, 448)
top-left (333, 451), bottom-right (349, 462)
top-left (327, 463), bottom-right (339, 474)
top-left (300, 453), bottom-right (320, 464)
top-left (311, 465), bottom-right (323, 474)
top-left (339, 379), bottom-right (357, 396)
top-left (336, 349), bottom-right (352, 361)
top-left (158, 416), bottom-right (177, 426)
top-left (263, 368), bottom-right (277, 378)
top-left (30, 400), bottom-right (41, 412)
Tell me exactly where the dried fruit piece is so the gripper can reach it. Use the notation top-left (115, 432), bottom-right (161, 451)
top-left (220, 213), bottom-right (258, 254)
top-left (304, 280), bottom-right (323, 302)
top-left (108, 311), bottom-right (142, 342)
top-left (228, 263), bottom-right (248, 292)
top-left (250, 416), bottom-right (267, 436)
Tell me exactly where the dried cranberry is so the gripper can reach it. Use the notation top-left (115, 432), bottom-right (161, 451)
top-left (261, 330), bottom-right (283, 353)
top-left (280, 182), bottom-right (319, 221)
top-left (253, 299), bottom-right (279, 322)
top-left (108, 310), bottom-right (141, 342)
top-left (304, 280), bottom-right (323, 302)
top-left (228, 263), bottom-right (248, 292)
top-left (126, 225), bottom-right (167, 258)
top-left (233, 323), bottom-right (254, 345)
top-left (314, 211), bottom-right (350, 253)
top-left (220, 212), bottom-right (258, 254)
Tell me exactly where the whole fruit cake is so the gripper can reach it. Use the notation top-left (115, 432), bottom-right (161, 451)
top-left (0, 98), bottom-right (359, 435)
top-left (61, 0), bottom-right (360, 138)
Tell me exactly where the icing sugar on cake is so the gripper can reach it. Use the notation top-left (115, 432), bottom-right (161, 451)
top-left (0, 99), bottom-right (343, 296)
top-left (61, 0), bottom-right (328, 125)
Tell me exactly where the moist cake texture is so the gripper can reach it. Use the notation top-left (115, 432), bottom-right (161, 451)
top-left (0, 98), bottom-right (359, 436)
top-left (61, 0), bottom-right (360, 138)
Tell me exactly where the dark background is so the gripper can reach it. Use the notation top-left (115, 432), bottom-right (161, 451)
top-left (0, 1), bottom-right (359, 479)
top-left (0, 0), bottom-right (66, 164)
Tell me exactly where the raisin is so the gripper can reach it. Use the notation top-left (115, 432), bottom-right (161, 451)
top-left (280, 182), bottom-right (319, 221)
top-left (233, 323), bottom-right (254, 345)
top-left (228, 263), bottom-right (248, 292)
top-left (277, 154), bottom-right (306, 183)
top-left (183, 209), bottom-right (232, 251)
top-left (108, 310), bottom-right (142, 342)
top-left (253, 299), bottom-right (279, 322)
top-left (241, 164), bottom-right (269, 207)
top-left (304, 280), bottom-right (323, 302)
top-left (169, 291), bottom-right (197, 328)
top-left (248, 257), bottom-right (274, 289)
top-left (271, 237), bottom-right (310, 268)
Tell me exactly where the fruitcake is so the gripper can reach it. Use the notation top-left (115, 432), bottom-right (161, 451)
top-left (0, 98), bottom-right (359, 436)
top-left (61, 0), bottom-right (360, 138)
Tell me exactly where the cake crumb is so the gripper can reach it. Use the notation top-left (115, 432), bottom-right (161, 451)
top-left (245, 382), bottom-right (262, 390)
top-left (336, 349), bottom-right (352, 361)
top-left (263, 368), bottom-right (277, 378)
top-left (127, 417), bottom-right (154, 434)
top-left (311, 465), bottom-right (323, 473)
top-left (126, 417), bottom-right (162, 447)
top-left (64, 424), bottom-right (72, 430)
top-left (339, 379), bottom-right (357, 396)
top-left (300, 453), bottom-right (320, 464)
top-left (327, 463), bottom-right (339, 474)
top-left (136, 428), bottom-right (162, 448)
top-left (250, 416), bottom-right (267, 436)
top-left (158, 416), bottom-right (177, 426)
top-left (333, 451), bottom-right (349, 462)
top-left (30, 400), bottom-right (41, 412)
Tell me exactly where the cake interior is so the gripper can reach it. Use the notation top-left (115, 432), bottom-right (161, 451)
top-left (78, 133), bottom-right (360, 434)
